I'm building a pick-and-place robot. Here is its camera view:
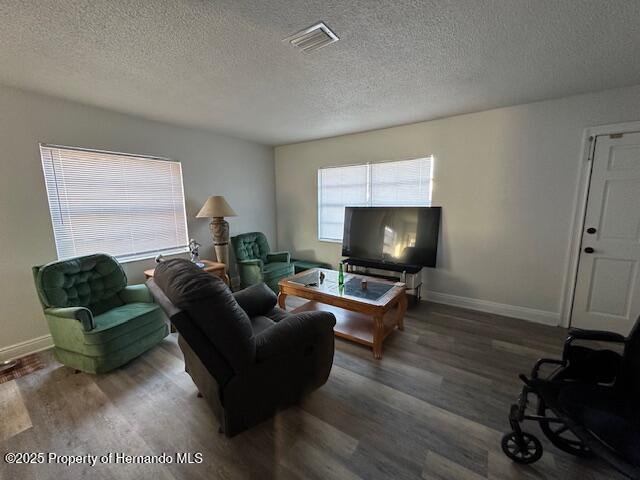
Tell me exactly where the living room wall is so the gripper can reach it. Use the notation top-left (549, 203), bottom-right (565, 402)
top-left (275, 84), bottom-right (640, 327)
top-left (0, 85), bottom-right (276, 360)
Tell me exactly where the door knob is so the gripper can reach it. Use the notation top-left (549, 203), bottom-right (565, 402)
top-left (584, 247), bottom-right (595, 254)
top-left (586, 227), bottom-right (597, 234)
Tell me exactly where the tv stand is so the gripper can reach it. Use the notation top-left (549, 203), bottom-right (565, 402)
top-left (342, 258), bottom-right (423, 304)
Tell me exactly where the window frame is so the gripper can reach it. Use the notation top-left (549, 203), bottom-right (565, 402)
top-left (317, 156), bottom-right (434, 243)
top-left (39, 143), bottom-right (190, 263)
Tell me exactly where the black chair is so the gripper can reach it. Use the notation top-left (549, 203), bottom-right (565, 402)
top-left (147, 259), bottom-right (336, 437)
top-left (502, 318), bottom-right (640, 479)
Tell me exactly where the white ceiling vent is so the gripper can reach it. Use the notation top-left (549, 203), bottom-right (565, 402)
top-left (283, 22), bottom-right (339, 53)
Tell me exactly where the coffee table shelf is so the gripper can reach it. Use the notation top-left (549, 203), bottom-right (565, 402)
top-left (292, 301), bottom-right (400, 347)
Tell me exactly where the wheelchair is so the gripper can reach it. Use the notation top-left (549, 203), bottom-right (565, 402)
top-left (502, 319), bottom-right (640, 479)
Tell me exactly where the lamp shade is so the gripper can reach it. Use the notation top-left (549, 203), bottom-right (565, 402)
top-left (196, 196), bottom-right (237, 218)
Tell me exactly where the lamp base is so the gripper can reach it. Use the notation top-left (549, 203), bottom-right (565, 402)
top-left (210, 218), bottom-right (230, 269)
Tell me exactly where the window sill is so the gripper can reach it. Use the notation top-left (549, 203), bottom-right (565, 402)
top-left (318, 238), bottom-right (343, 244)
top-left (116, 247), bottom-right (190, 264)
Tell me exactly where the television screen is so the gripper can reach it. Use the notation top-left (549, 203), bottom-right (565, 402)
top-left (341, 207), bottom-right (441, 267)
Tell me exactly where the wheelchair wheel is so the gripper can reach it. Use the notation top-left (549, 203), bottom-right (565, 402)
top-left (501, 431), bottom-right (543, 464)
top-left (537, 399), bottom-right (595, 458)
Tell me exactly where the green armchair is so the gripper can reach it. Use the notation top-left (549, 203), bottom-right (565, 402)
top-left (32, 253), bottom-right (168, 373)
top-left (231, 232), bottom-right (295, 292)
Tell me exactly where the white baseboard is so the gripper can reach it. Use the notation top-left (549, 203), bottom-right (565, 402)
top-left (424, 291), bottom-right (560, 326)
top-left (0, 334), bottom-right (53, 362)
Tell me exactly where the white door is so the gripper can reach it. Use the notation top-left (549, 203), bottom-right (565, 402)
top-left (572, 132), bottom-right (640, 335)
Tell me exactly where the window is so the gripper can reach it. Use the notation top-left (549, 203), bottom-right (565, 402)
top-left (40, 144), bottom-right (189, 262)
top-left (317, 156), bottom-right (433, 242)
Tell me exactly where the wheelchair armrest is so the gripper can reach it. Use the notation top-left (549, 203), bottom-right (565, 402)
top-left (562, 328), bottom-right (626, 362)
top-left (531, 358), bottom-right (565, 379)
top-left (566, 328), bottom-right (626, 343)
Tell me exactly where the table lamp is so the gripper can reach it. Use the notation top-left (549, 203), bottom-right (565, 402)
top-left (196, 196), bottom-right (237, 270)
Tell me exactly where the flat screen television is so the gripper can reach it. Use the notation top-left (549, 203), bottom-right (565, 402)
top-left (341, 206), bottom-right (441, 268)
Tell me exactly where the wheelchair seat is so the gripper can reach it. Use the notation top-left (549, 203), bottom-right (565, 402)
top-left (559, 384), bottom-right (640, 465)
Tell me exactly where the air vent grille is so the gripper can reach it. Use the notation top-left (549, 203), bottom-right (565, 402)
top-left (283, 22), bottom-right (339, 53)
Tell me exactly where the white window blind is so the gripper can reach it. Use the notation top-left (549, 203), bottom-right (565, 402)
top-left (40, 145), bottom-right (189, 262)
top-left (317, 156), bottom-right (433, 242)
top-left (317, 164), bottom-right (369, 242)
top-left (370, 157), bottom-right (433, 206)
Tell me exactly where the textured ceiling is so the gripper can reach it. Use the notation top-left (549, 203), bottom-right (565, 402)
top-left (1, 1), bottom-right (640, 145)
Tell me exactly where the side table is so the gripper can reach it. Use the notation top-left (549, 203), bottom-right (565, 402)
top-left (144, 260), bottom-right (229, 333)
top-left (144, 259), bottom-right (229, 285)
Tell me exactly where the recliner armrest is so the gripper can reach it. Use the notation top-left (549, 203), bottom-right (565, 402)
top-left (119, 284), bottom-right (153, 304)
top-left (255, 310), bottom-right (336, 361)
top-left (146, 279), bottom-right (182, 319)
top-left (233, 283), bottom-right (277, 317)
top-left (266, 251), bottom-right (290, 263)
top-left (236, 259), bottom-right (264, 286)
top-left (238, 259), bottom-right (264, 267)
top-left (44, 306), bottom-right (94, 331)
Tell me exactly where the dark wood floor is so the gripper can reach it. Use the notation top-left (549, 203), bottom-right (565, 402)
top-left (0, 301), bottom-right (624, 479)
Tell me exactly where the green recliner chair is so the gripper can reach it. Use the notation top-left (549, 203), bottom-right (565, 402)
top-left (231, 232), bottom-right (295, 292)
top-left (32, 253), bottom-right (168, 373)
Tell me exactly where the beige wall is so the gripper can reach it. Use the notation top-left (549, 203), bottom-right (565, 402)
top-left (275, 85), bottom-right (640, 326)
top-left (0, 85), bottom-right (275, 360)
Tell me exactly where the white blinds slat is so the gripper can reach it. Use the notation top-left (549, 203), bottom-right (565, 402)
top-left (317, 157), bottom-right (433, 242)
top-left (40, 145), bottom-right (189, 261)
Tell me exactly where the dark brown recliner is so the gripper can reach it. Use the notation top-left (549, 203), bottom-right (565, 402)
top-left (147, 259), bottom-right (336, 437)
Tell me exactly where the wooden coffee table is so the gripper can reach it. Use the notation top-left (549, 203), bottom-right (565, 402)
top-left (278, 268), bottom-right (407, 359)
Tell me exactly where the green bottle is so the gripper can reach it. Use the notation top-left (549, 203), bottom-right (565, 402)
top-left (338, 262), bottom-right (344, 286)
